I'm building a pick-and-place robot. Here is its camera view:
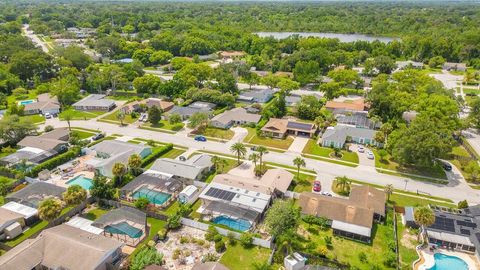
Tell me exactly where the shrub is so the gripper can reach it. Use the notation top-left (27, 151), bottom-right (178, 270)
top-left (317, 246), bottom-right (328, 257)
top-left (239, 232), bottom-right (253, 248)
top-left (383, 252), bottom-right (397, 268)
top-left (147, 240), bottom-right (155, 247)
top-left (458, 200), bottom-right (469, 209)
top-left (44, 125), bottom-right (54, 132)
top-left (358, 251), bottom-right (367, 263)
top-left (171, 123), bottom-right (184, 131)
top-left (180, 236), bottom-right (190, 244)
top-left (203, 253), bottom-right (218, 262)
top-left (215, 241), bottom-right (226, 253)
top-left (213, 234), bottom-right (223, 243)
top-left (28, 147), bottom-right (81, 177)
top-left (134, 197), bottom-right (150, 210)
top-left (157, 228), bottom-right (167, 240)
top-left (227, 231), bottom-right (236, 245)
top-left (205, 225), bottom-right (218, 241)
top-left (167, 214), bottom-right (181, 229)
top-left (141, 144), bottom-right (173, 167)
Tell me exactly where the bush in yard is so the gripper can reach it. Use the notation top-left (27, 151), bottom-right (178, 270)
top-left (458, 200), bottom-right (469, 209)
top-left (62, 184), bottom-right (87, 205)
top-left (239, 232), bottom-right (253, 248)
top-left (157, 228), bottom-right (167, 241)
top-left (130, 247), bottom-right (163, 270)
top-left (134, 197), bottom-right (150, 210)
top-left (317, 246), bottom-right (328, 257)
top-left (203, 253), bottom-right (219, 262)
top-left (324, 236), bottom-right (332, 248)
top-left (171, 123), bottom-right (184, 131)
top-left (227, 231), bottom-right (236, 245)
top-left (215, 240), bottom-right (226, 253)
top-left (44, 125), bottom-right (54, 132)
top-left (213, 234), bottom-right (223, 243)
top-left (358, 251), bottom-right (368, 263)
top-left (205, 225), bottom-right (218, 241)
top-left (383, 252), bottom-right (397, 268)
top-left (167, 214), bottom-right (181, 229)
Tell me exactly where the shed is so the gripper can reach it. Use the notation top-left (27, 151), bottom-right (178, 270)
top-left (284, 252), bottom-right (306, 270)
top-left (4, 222), bottom-right (22, 239)
top-left (178, 185), bottom-right (198, 204)
top-left (403, 207), bottom-right (418, 228)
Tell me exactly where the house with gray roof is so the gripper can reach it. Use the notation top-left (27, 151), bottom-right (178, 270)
top-left (443, 62), bottom-right (467, 72)
top-left (167, 101), bottom-right (215, 120)
top-left (5, 182), bottom-right (66, 209)
top-left (335, 111), bottom-right (381, 130)
top-left (321, 124), bottom-right (380, 148)
top-left (85, 140), bottom-right (152, 178)
top-left (237, 89), bottom-right (275, 103)
top-left (72, 94), bottom-right (116, 112)
top-left (395, 60), bottom-right (424, 71)
top-left (23, 93), bottom-right (60, 116)
top-left (285, 95), bottom-right (302, 107)
top-left (210, 108), bottom-right (261, 129)
top-left (149, 154), bottom-right (213, 184)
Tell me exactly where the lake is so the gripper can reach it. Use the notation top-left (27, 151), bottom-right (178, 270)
top-left (255, 32), bottom-right (398, 43)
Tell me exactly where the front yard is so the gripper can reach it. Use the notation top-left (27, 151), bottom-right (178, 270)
top-left (59, 108), bottom-right (106, 120)
top-left (197, 127), bottom-right (234, 140)
top-left (20, 114), bottom-right (45, 124)
top-left (141, 120), bottom-right (184, 132)
top-left (244, 127), bottom-right (293, 150)
top-left (302, 139), bottom-right (359, 164)
top-left (99, 111), bottom-right (138, 124)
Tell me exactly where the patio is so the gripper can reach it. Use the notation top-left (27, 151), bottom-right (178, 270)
top-left (44, 155), bottom-right (96, 189)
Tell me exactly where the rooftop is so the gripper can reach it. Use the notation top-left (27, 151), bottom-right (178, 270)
top-left (6, 182), bottom-right (66, 208)
top-left (92, 206), bottom-right (146, 229)
top-left (149, 154), bottom-right (212, 180)
top-left (211, 107), bottom-right (261, 125)
top-left (325, 98), bottom-right (366, 112)
top-left (72, 94), bottom-right (115, 108)
top-left (121, 173), bottom-right (183, 194)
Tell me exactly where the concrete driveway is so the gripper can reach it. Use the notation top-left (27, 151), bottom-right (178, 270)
top-left (230, 127), bottom-right (248, 143)
top-left (228, 161), bottom-right (255, 178)
top-left (287, 136), bottom-right (310, 153)
top-left (349, 144), bottom-right (375, 167)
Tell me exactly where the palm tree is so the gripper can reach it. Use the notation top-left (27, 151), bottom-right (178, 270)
top-left (128, 154), bottom-right (142, 175)
top-left (63, 110), bottom-right (73, 131)
top-left (384, 184), bottom-right (394, 202)
top-left (414, 206), bottom-right (436, 244)
top-left (112, 162), bottom-right (127, 187)
top-left (116, 111), bottom-right (126, 126)
top-left (249, 153), bottom-right (260, 167)
top-left (38, 198), bottom-right (63, 222)
top-left (293, 157), bottom-right (306, 180)
top-left (62, 185), bottom-right (87, 205)
top-left (255, 146), bottom-right (269, 169)
top-left (211, 155), bottom-right (221, 172)
top-left (335, 176), bottom-right (351, 194)
top-left (230, 143), bottom-right (247, 164)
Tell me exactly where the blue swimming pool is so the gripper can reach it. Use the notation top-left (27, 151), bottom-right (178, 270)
top-left (212, 216), bottom-right (251, 231)
top-left (105, 221), bottom-right (143, 238)
top-left (18, 99), bottom-right (35, 105)
top-left (428, 253), bottom-right (468, 270)
top-left (66, 175), bottom-right (93, 190)
top-left (132, 186), bottom-right (171, 205)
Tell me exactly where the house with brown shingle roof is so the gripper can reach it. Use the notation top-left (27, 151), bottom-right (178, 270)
top-left (298, 185), bottom-right (386, 243)
top-left (261, 118), bottom-right (317, 138)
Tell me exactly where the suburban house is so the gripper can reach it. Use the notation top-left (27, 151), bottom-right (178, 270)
top-left (0, 224), bottom-right (123, 270)
top-left (167, 101), bottom-right (216, 120)
top-left (72, 94), bottom-right (116, 112)
top-left (237, 89), bottom-right (275, 104)
top-left (197, 169), bottom-right (293, 231)
top-left (145, 98), bottom-right (174, 112)
top-left (120, 99), bottom-right (174, 115)
top-left (92, 206), bottom-right (147, 246)
top-left (149, 154), bottom-right (213, 184)
top-left (261, 118), bottom-right (317, 138)
top-left (443, 62), bottom-right (467, 72)
top-left (424, 205), bottom-right (480, 259)
top-left (335, 111), bottom-right (381, 130)
top-left (85, 140), bottom-right (152, 178)
top-left (321, 124), bottom-right (380, 148)
top-left (1, 128), bottom-right (70, 167)
top-left (325, 98), bottom-right (367, 113)
top-left (299, 185), bottom-right (386, 243)
top-left (66, 27), bottom-right (96, 38)
top-left (210, 108), bottom-right (261, 129)
top-left (289, 89), bottom-right (323, 100)
top-left (119, 100), bottom-right (143, 114)
top-left (120, 172), bottom-right (183, 207)
top-left (6, 182), bottom-right (66, 209)
top-left (23, 93), bottom-right (60, 115)
top-left (395, 60), bottom-right (424, 70)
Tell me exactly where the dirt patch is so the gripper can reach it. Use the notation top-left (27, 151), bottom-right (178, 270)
top-left (401, 229), bottom-right (417, 249)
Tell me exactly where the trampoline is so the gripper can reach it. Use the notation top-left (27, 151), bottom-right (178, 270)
top-left (132, 186), bottom-right (171, 205)
top-left (105, 221), bottom-right (143, 238)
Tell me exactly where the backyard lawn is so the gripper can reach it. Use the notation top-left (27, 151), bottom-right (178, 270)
top-left (84, 207), bottom-right (109, 220)
top-left (302, 139), bottom-right (359, 164)
top-left (59, 108), bottom-right (106, 120)
top-left (397, 215), bottom-right (420, 269)
top-left (219, 242), bottom-right (272, 270)
top-left (244, 127), bottom-right (293, 150)
top-left (198, 127), bottom-right (234, 140)
top-left (130, 217), bottom-right (166, 258)
top-left (371, 149), bottom-right (447, 180)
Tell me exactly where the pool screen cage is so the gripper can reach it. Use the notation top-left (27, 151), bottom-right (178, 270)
top-left (104, 223), bottom-right (143, 246)
top-left (135, 187), bottom-right (168, 207)
top-left (204, 201), bottom-right (259, 223)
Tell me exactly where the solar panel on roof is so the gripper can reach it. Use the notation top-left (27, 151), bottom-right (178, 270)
top-left (460, 229), bottom-right (471, 235)
top-left (205, 187), bottom-right (236, 201)
top-left (476, 233), bottom-right (480, 242)
top-left (429, 216), bottom-right (456, 233)
top-left (287, 121), bottom-right (313, 131)
top-left (457, 220), bottom-right (477, 228)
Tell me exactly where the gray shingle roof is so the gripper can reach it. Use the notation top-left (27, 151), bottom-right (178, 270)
top-left (92, 206), bottom-right (146, 228)
top-left (72, 94), bottom-right (115, 108)
top-left (120, 173), bottom-right (182, 194)
top-left (322, 125), bottom-right (376, 145)
top-left (6, 182), bottom-right (66, 208)
top-left (149, 154), bottom-right (212, 180)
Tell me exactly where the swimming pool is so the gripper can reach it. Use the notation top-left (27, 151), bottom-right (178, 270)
top-left (105, 221), bottom-right (143, 238)
top-left (18, 99), bottom-right (36, 105)
top-left (212, 216), bottom-right (251, 231)
top-left (66, 175), bottom-right (93, 190)
top-left (132, 186), bottom-right (171, 205)
top-left (428, 253), bottom-right (468, 270)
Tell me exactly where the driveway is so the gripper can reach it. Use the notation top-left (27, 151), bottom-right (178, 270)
top-left (229, 127), bottom-right (248, 144)
top-left (430, 71), bottom-right (463, 90)
top-left (228, 161), bottom-right (256, 178)
top-left (287, 136), bottom-right (309, 153)
top-left (462, 129), bottom-right (480, 159)
top-left (350, 144), bottom-right (375, 167)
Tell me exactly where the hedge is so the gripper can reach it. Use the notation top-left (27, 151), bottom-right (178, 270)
top-left (0, 166), bottom-right (24, 179)
top-left (28, 147), bottom-right (81, 177)
top-left (141, 144), bottom-right (173, 168)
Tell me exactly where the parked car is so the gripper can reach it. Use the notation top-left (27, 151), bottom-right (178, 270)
top-left (250, 146), bottom-right (258, 151)
top-left (143, 113), bottom-right (149, 122)
top-left (366, 151), bottom-right (374, 159)
top-left (179, 156), bottom-right (186, 161)
top-left (321, 191), bottom-right (332, 197)
top-left (312, 180), bottom-right (322, 192)
top-left (92, 133), bottom-right (104, 141)
top-left (44, 113), bottom-right (51, 119)
top-left (358, 146), bottom-right (365, 153)
top-left (194, 135), bottom-right (207, 142)
top-left (441, 162), bottom-right (452, 171)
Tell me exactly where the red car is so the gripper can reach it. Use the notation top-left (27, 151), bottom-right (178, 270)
top-left (313, 181), bottom-right (322, 192)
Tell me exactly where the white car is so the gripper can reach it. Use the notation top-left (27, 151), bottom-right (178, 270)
top-left (358, 146), bottom-right (365, 153)
top-left (366, 151), bottom-right (375, 159)
top-left (44, 113), bottom-right (51, 119)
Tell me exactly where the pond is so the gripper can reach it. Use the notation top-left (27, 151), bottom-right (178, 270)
top-left (255, 32), bottom-right (398, 43)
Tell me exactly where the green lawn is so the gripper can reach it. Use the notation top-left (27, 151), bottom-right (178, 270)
top-left (219, 243), bottom-right (272, 270)
top-left (204, 158), bottom-right (238, 183)
top-left (244, 127), bottom-right (293, 150)
top-left (302, 139), bottom-right (359, 164)
top-left (448, 144), bottom-right (477, 182)
top-left (143, 148), bottom-right (186, 169)
top-left (72, 129), bottom-right (95, 139)
top-left (59, 108), bottom-right (106, 120)
top-left (372, 149), bottom-right (447, 180)
top-left (84, 207), bottom-right (109, 221)
top-left (198, 127), bottom-right (234, 140)
top-left (130, 217), bottom-right (166, 258)
top-left (20, 114), bottom-right (45, 124)
top-left (397, 215), bottom-right (420, 269)
top-left (290, 172), bottom-right (316, 193)
top-left (6, 91), bottom-right (38, 107)
top-left (142, 120), bottom-right (184, 131)
top-left (463, 88), bottom-right (480, 95)
top-left (296, 211), bottom-right (398, 270)
top-left (100, 111), bottom-right (138, 124)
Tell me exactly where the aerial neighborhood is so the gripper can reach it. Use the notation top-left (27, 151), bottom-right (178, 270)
top-left (1, 2), bottom-right (480, 270)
